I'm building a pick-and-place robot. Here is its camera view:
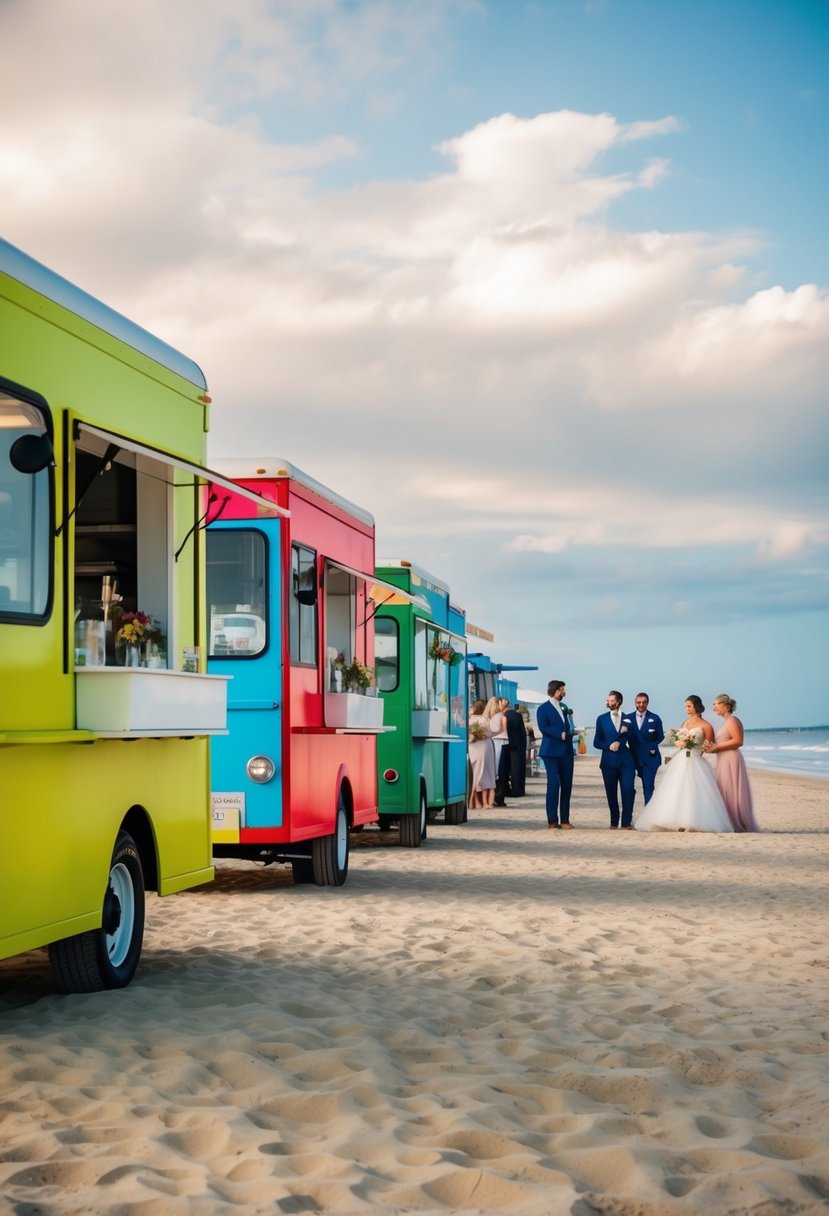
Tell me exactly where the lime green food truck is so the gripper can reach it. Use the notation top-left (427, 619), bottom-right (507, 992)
top-left (0, 238), bottom-right (267, 991)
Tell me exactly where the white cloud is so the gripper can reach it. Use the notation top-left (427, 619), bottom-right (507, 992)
top-left (2, 0), bottom-right (826, 727)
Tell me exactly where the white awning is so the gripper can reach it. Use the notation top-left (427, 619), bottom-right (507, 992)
top-left (326, 558), bottom-right (431, 613)
top-left (75, 422), bottom-right (289, 518)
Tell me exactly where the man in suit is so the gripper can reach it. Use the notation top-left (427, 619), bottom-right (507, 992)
top-left (626, 692), bottom-right (664, 804)
top-left (503, 703), bottom-right (528, 797)
top-left (594, 690), bottom-right (637, 829)
top-left (536, 680), bottom-right (577, 829)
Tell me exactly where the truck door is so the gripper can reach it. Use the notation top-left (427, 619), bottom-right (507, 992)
top-left (207, 521), bottom-right (284, 835)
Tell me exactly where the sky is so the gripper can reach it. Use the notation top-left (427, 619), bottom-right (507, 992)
top-left (2, 0), bottom-right (827, 729)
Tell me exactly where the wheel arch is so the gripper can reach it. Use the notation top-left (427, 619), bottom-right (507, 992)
top-left (120, 805), bottom-right (159, 892)
top-left (336, 766), bottom-right (354, 828)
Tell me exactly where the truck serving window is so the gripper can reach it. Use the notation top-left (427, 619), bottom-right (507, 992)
top-left (374, 616), bottom-right (399, 692)
top-left (206, 529), bottom-right (268, 658)
top-left (0, 386), bottom-right (52, 622)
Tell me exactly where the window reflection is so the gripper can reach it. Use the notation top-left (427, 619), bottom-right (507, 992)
top-left (0, 390), bottom-right (51, 620)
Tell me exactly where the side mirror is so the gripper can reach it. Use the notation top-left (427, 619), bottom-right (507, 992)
top-left (10, 433), bottom-right (55, 474)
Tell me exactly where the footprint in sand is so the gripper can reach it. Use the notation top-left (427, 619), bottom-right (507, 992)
top-left (664, 1174), bottom-right (699, 1196)
top-left (695, 1115), bottom-right (730, 1139)
top-left (748, 1133), bottom-right (822, 1160)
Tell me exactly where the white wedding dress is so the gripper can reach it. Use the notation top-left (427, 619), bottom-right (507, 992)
top-left (635, 729), bottom-right (734, 832)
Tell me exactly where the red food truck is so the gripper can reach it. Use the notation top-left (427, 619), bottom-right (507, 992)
top-left (206, 459), bottom-right (422, 885)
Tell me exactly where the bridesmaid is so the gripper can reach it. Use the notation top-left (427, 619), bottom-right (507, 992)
top-left (704, 694), bottom-right (760, 832)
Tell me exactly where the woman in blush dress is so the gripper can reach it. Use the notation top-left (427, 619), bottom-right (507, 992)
top-left (703, 694), bottom-right (760, 832)
top-left (635, 696), bottom-right (733, 833)
top-left (468, 700), bottom-right (496, 810)
top-left (485, 696), bottom-right (510, 806)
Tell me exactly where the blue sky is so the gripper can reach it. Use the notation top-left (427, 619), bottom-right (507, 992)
top-left (2, 0), bottom-right (827, 728)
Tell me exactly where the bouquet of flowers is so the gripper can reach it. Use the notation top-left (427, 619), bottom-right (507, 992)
top-left (667, 727), bottom-right (701, 757)
top-left (429, 633), bottom-right (456, 663)
top-left (117, 611), bottom-right (163, 645)
top-left (469, 722), bottom-right (489, 743)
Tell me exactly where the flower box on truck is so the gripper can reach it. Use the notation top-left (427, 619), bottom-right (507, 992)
top-left (374, 560), bottom-right (468, 842)
top-left (0, 238), bottom-right (273, 991)
top-left (206, 460), bottom-right (421, 885)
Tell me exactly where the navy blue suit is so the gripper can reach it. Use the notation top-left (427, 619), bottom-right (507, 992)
top-left (625, 710), bottom-right (665, 803)
top-left (537, 700), bottom-right (576, 825)
top-left (594, 710), bottom-right (637, 827)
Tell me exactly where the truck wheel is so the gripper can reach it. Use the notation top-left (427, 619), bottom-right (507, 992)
top-left (312, 793), bottom-right (349, 886)
top-left (400, 792), bottom-right (427, 848)
top-left (48, 830), bottom-right (145, 992)
top-left (445, 801), bottom-right (465, 825)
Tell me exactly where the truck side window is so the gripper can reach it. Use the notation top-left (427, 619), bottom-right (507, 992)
top-left (290, 543), bottom-right (317, 666)
top-left (374, 616), bottom-right (399, 692)
top-left (0, 386), bottom-right (52, 622)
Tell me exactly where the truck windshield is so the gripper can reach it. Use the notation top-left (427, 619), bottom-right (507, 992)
top-left (0, 389), bottom-right (51, 620)
top-left (206, 529), bottom-right (268, 658)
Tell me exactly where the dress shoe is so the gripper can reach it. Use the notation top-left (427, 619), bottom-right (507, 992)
top-left (559, 822), bottom-right (574, 830)
top-left (547, 822), bottom-right (558, 829)
top-left (609, 825), bottom-right (619, 830)
top-left (621, 825), bottom-right (634, 830)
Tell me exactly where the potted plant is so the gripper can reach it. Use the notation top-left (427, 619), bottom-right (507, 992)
top-left (325, 654), bottom-right (382, 728)
top-left (333, 653), bottom-right (375, 694)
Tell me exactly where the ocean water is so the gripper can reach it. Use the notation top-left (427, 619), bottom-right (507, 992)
top-left (742, 726), bottom-right (829, 780)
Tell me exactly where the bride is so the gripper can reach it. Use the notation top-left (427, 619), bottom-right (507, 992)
top-left (635, 696), bottom-right (734, 832)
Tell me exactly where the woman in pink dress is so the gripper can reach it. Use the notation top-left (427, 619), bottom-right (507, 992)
top-left (704, 694), bottom-right (760, 832)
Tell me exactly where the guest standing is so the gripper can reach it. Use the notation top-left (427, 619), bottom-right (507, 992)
top-left (504, 704), bottom-right (528, 797)
top-left (468, 700), bottom-right (496, 810)
top-left (704, 694), bottom-right (760, 832)
top-left (485, 696), bottom-right (510, 806)
top-left (536, 680), bottom-right (576, 829)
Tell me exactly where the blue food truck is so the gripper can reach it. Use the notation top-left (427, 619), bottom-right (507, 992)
top-left (466, 645), bottom-right (538, 707)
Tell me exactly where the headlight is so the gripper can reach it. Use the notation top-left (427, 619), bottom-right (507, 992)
top-left (246, 755), bottom-right (275, 783)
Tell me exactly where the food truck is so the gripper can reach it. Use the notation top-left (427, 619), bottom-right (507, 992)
top-left (373, 560), bottom-right (468, 841)
top-left (0, 239), bottom-right (270, 990)
top-left (206, 461), bottom-right (419, 884)
top-left (466, 645), bottom-right (538, 707)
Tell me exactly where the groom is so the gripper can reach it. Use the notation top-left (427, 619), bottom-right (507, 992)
top-left (536, 679), bottom-right (576, 829)
top-left (594, 691), bottom-right (637, 829)
top-left (626, 692), bottom-right (664, 804)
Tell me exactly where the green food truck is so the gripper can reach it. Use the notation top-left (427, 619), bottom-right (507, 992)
top-left (373, 560), bottom-right (468, 844)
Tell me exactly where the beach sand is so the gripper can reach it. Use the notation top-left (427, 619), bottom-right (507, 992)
top-left (2, 758), bottom-right (828, 1215)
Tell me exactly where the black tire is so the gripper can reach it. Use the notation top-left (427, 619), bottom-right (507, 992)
top-left (291, 858), bottom-right (315, 885)
top-left (400, 791), bottom-right (427, 848)
top-left (445, 801), bottom-right (465, 826)
top-left (48, 830), bottom-right (145, 992)
top-left (312, 793), bottom-right (349, 886)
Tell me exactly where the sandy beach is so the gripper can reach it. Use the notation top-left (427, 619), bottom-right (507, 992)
top-left (2, 757), bottom-right (828, 1215)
